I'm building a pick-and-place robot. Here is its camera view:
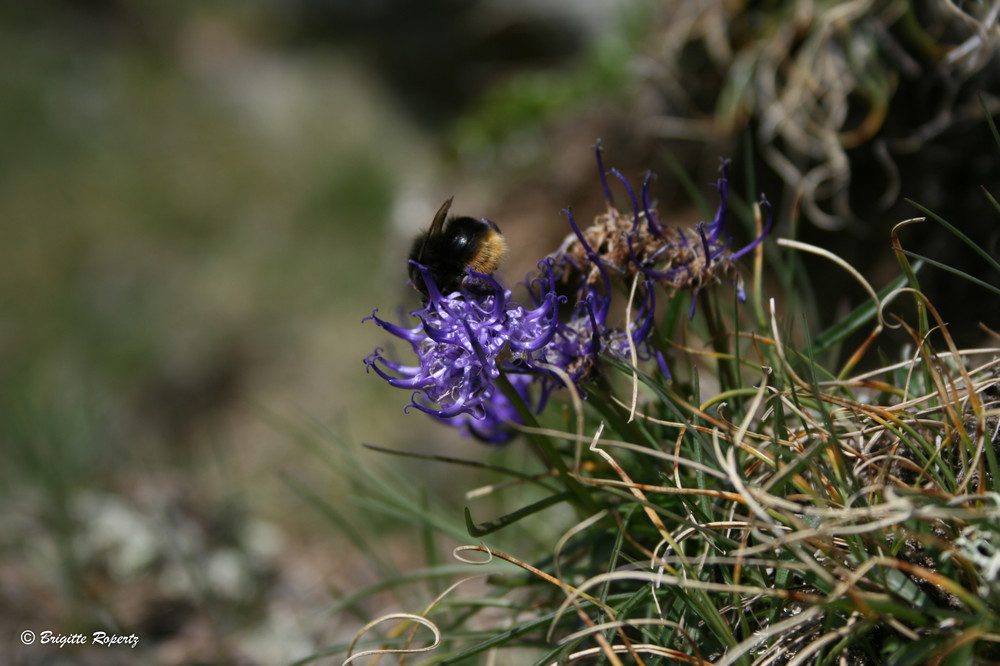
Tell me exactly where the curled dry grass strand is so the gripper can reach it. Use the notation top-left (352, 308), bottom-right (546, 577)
top-left (341, 613), bottom-right (441, 666)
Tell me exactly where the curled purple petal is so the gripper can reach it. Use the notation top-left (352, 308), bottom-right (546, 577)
top-left (655, 349), bottom-right (672, 379)
top-left (730, 194), bottom-right (774, 261)
top-left (608, 168), bottom-right (643, 237)
top-left (640, 171), bottom-right (665, 237)
top-left (594, 138), bottom-right (614, 205)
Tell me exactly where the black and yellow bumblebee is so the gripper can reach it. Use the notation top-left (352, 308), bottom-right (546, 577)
top-left (408, 196), bottom-right (508, 298)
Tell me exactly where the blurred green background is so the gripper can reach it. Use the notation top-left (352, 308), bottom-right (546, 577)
top-left (2, 1), bottom-right (998, 664)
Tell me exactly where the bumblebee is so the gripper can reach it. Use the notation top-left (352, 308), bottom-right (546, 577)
top-left (408, 196), bottom-right (508, 298)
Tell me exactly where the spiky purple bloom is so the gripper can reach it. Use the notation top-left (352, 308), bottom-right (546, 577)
top-left (364, 264), bottom-right (561, 443)
top-left (547, 148), bottom-right (773, 321)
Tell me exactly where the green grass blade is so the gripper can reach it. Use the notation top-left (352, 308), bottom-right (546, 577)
top-left (906, 199), bottom-right (1000, 275)
top-left (896, 248), bottom-right (1000, 298)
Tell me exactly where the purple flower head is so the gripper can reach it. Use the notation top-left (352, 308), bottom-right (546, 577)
top-left (547, 147), bottom-right (772, 318)
top-left (364, 263), bottom-right (560, 443)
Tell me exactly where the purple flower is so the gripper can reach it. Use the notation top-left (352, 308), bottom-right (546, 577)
top-left (548, 148), bottom-right (773, 314)
top-left (531, 143), bottom-right (772, 385)
top-left (364, 264), bottom-right (560, 443)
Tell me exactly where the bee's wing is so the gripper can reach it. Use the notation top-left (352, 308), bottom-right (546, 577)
top-left (415, 196), bottom-right (454, 262)
top-left (429, 196), bottom-right (453, 236)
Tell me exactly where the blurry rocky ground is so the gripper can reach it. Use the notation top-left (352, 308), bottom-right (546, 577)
top-left (1, 0), bottom-right (998, 664)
